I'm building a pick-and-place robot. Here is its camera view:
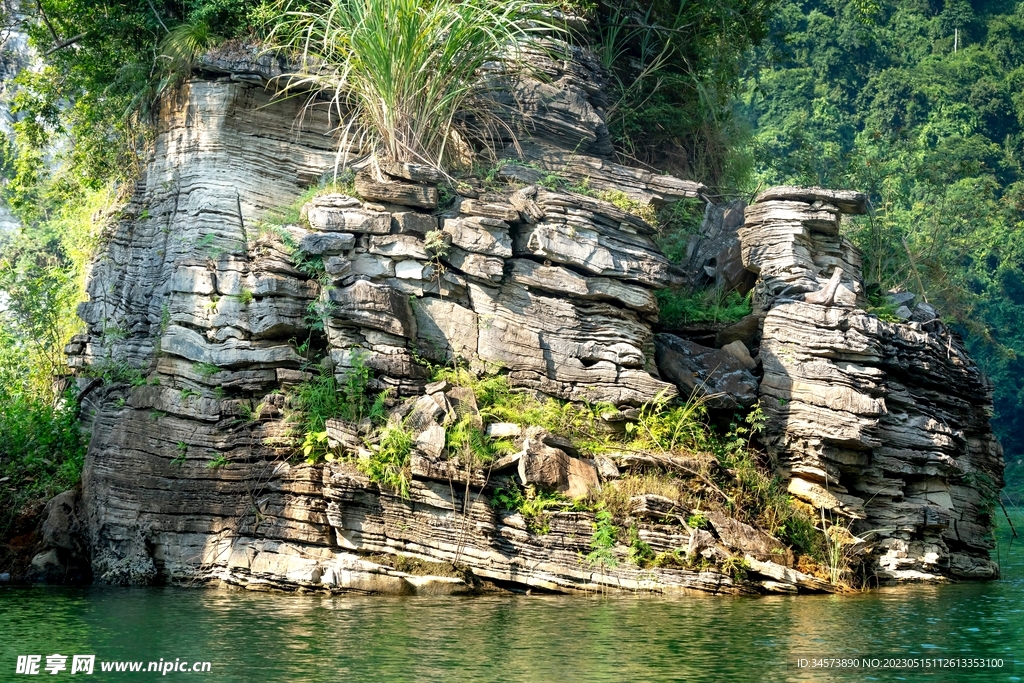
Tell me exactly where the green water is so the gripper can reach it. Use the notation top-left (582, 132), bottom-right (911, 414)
top-left (2, 518), bottom-right (1022, 682)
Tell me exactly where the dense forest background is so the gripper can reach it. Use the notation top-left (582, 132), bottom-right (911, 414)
top-left (0, 0), bottom-right (1020, 531)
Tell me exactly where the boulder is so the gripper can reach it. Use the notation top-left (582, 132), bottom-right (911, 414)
top-left (629, 494), bottom-right (686, 522)
top-left (305, 199), bottom-right (391, 234)
top-left (513, 211), bottom-right (672, 288)
top-left (26, 489), bottom-right (91, 584)
top-left (299, 232), bottom-right (355, 255)
top-left (684, 199), bottom-right (751, 291)
top-left (497, 140), bottom-right (706, 204)
top-left (714, 313), bottom-right (762, 348)
top-left (405, 394), bottom-right (446, 432)
top-left (369, 235), bottom-right (429, 260)
top-left (382, 160), bottom-right (443, 184)
top-left (323, 256), bottom-right (352, 280)
top-left (705, 511), bottom-right (793, 565)
top-left (442, 216), bottom-right (513, 257)
top-left (443, 247), bottom-right (505, 282)
top-left (327, 280), bottom-right (416, 338)
top-left (517, 436), bottom-right (598, 499)
top-left (415, 423), bottom-right (447, 460)
top-left (721, 340), bottom-right (756, 370)
top-left (888, 291), bottom-right (915, 307)
top-left (458, 197), bottom-right (520, 222)
top-left (351, 253), bottom-right (395, 278)
top-left (413, 298), bottom-right (478, 363)
top-left (653, 333), bottom-right (759, 408)
top-left (355, 172), bottom-right (438, 209)
top-left (486, 422), bottom-right (522, 439)
top-left (565, 458), bottom-right (600, 499)
top-left (391, 211), bottom-right (437, 235)
top-left (753, 186), bottom-right (869, 215)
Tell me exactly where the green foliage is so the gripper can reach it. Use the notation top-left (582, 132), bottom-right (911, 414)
top-left (82, 358), bottom-right (145, 386)
top-left (585, 508), bottom-right (619, 568)
top-left (490, 482), bottom-right (526, 511)
top-left (423, 230), bottom-right (450, 258)
top-left (740, 0), bottom-right (1024, 491)
top-left (490, 481), bottom-right (569, 534)
top-left (172, 442), bottom-right (188, 466)
top-left (626, 390), bottom-right (712, 454)
top-left (294, 359), bottom-right (374, 429)
top-left (431, 366), bottom-right (610, 451)
top-left (159, 17), bottom-right (224, 76)
top-left (435, 368), bottom-right (816, 561)
top-left (864, 286), bottom-right (902, 323)
top-left (267, 0), bottom-right (560, 170)
top-left (654, 198), bottom-right (707, 264)
top-left (713, 408), bottom-right (821, 559)
top-left (0, 185), bottom-right (116, 400)
top-left (656, 287), bottom-right (752, 328)
top-left (594, 0), bottom-right (777, 187)
top-left (0, 388), bottom-right (86, 538)
top-left (193, 362), bottom-right (220, 378)
top-left (289, 353), bottom-right (387, 462)
top-left (432, 366), bottom-right (823, 564)
top-left (257, 180), bottom-right (349, 236)
top-left (4, 2), bottom-right (262, 224)
top-left (596, 189), bottom-right (658, 225)
top-left (687, 512), bottom-right (710, 530)
top-left (238, 400), bottom-right (267, 424)
top-left (301, 430), bottom-right (330, 463)
top-left (206, 453), bottom-right (231, 469)
top-left (720, 556), bottom-right (749, 582)
top-left (446, 412), bottom-right (513, 466)
top-left (360, 423), bottom-right (413, 498)
top-left (626, 525), bottom-right (655, 566)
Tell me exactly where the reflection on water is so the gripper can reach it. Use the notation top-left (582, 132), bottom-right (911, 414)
top-left (2, 518), bottom-right (1022, 682)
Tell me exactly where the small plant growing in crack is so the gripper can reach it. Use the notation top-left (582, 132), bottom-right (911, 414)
top-left (206, 454), bottom-right (231, 469)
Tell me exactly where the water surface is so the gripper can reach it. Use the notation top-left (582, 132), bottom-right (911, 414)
top-left (2, 516), bottom-right (1021, 682)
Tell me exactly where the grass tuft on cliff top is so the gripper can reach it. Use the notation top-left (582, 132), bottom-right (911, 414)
top-left (265, 0), bottom-right (562, 172)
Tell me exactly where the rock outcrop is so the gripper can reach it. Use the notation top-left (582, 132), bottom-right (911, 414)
top-left (68, 49), bottom-right (764, 595)
top-left (741, 187), bottom-right (1004, 581)
top-left (25, 489), bottom-right (91, 584)
top-left (61, 37), bottom-right (1004, 596)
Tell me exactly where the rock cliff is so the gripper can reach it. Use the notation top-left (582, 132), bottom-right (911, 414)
top-left (53, 41), bottom-right (1004, 594)
top-left (740, 187), bottom-right (1004, 580)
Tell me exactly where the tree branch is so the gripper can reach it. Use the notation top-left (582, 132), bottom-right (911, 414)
top-left (146, 0), bottom-right (169, 34)
top-left (43, 32), bottom-right (85, 56)
top-left (33, 0), bottom-right (59, 43)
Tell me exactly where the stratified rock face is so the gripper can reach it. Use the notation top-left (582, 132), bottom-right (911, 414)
top-left (66, 43), bottom-right (1004, 594)
top-left (739, 186), bottom-right (866, 307)
top-left (743, 188), bottom-right (1005, 581)
top-left (485, 39), bottom-right (707, 206)
top-left (69, 67), bottom-right (694, 594)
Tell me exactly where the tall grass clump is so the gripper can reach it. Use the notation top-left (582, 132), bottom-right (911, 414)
top-left (266, 0), bottom-right (561, 171)
top-left (159, 18), bottom-right (224, 77)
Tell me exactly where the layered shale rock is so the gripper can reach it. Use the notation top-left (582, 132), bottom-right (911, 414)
top-left (741, 187), bottom-right (1005, 581)
top-left (63, 36), bottom-right (1004, 595)
top-left (68, 60), bottom-right (754, 595)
